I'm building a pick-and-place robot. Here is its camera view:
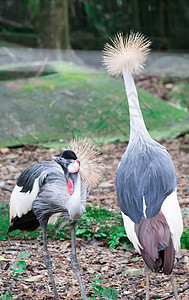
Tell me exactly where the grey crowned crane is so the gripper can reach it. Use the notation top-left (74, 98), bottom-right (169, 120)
top-left (103, 32), bottom-right (183, 299)
top-left (8, 138), bottom-right (102, 300)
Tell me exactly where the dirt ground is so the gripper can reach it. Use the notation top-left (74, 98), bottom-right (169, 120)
top-left (0, 137), bottom-right (189, 299)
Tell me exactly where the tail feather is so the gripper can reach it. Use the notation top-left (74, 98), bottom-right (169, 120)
top-left (9, 210), bottom-right (39, 232)
top-left (135, 212), bottom-right (175, 274)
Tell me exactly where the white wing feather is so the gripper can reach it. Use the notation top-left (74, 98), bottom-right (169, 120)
top-left (10, 177), bottom-right (40, 220)
top-left (161, 189), bottom-right (183, 252)
top-left (121, 212), bottom-right (142, 253)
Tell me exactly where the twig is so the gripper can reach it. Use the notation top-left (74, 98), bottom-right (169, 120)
top-left (35, 57), bottom-right (49, 77)
top-left (3, 47), bottom-right (18, 63)
top-left (0, 16), bottom-right (34, 29)
top-left (0, 186), bottom-right (13, 193)
top-left (149, 285), bottom-right (189, 299)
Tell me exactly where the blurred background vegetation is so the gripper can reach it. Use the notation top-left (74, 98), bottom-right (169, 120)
top-left (0, 0), bottom-right (188, 51)
top-left (0, 0), bottom-right (188, 148)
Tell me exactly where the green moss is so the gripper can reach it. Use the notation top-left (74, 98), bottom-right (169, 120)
top-left (168, 81), bottom-right (189, 109)
top-left (0, 66), bottom-right (189, 148)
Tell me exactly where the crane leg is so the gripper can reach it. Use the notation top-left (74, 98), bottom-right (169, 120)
top-left (42, 227), bottom-right (60, 300)
top-left (70, 221), bottom-right (87, 300)
top-left (144, 264), bottom-right (150, 300)
top-left (170, 274), bottom-right (179, 300)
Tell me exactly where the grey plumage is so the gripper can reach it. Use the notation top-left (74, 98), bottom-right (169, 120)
top-left (116, 133), bottom-right (177, 223)
top-left (9, 141), bottom-right (102, 300)
top-left (103, 32), bottom-right (183, 300)
top-left (29, 161), bottom-right (87, 223)
top-left (9, 160), bottom-right (89, 231)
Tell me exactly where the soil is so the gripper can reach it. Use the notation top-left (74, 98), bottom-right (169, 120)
top-left (0, 136), bottom-right (189, 299)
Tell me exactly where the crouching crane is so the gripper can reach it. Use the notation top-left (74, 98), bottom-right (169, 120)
top-left (8, 138), bottom-right (102, 300)
top-left (103, 33), bottom-right (183, 299)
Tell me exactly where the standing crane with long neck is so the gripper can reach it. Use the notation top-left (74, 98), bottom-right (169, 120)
top-left (8, 138), bottom-right (102, 300)
top-left (103, 32), bottom-right (183, 299)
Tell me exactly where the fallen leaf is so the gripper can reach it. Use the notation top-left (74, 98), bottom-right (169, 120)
top-left (140, 280), bottom-right (146, 287)
top-left (0, 255), bottom-right (10, 262)
top-left (0, 148), bottom-right (10, 154)
top-left (24, 275), bottom-right (44, 282)
top-left (65, 90), bottom-right (74, 96)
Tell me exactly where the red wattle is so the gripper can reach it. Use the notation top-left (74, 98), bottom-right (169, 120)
top-left (67, 179), bottom-right (74, 195)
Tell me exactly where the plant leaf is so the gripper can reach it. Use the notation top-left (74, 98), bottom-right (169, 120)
top-left (0, 291), bottom-right (12, 299)
top-left (102, 288), bottom-right (119, 300)
top-left (17, 252), bottom-right (31, 259)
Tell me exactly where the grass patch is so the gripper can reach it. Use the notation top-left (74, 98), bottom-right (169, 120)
top-left (0, 204), bottom-right (188, 250)
top-left (0, 63), bottom-right (189, 148)
top-left (168, 81), bottom-right (189, 109)
top-left (0, 204), bottom-right (131, 249)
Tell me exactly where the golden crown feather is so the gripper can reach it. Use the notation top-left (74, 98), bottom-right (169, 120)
top-left (67, 138), bottom-right (103, 188)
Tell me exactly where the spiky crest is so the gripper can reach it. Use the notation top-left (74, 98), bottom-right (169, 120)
top-left (66, 138), bottom-right (103, 188)
top-left (102, 32), bottom-right (151, 76)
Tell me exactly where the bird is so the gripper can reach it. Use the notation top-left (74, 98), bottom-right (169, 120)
top-left (103, 32), bottom-right (183, 299)
top-left (8, 138), bottom-right (102, 300)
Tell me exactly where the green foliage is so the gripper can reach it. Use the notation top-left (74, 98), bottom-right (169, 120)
top-left (17, 251), bottom-right (31, 260)
top-left (11, 252), bottom-right (30, 278)
top-left (0, 203), bottom-right (188, 251)
top-left (76, 206), bottom-right (131, 248)
top-left (0, 68), bottom-right (189, 148)
top-left (1, 0), bottom-right (189, 50)
top-left (0, 203), bottom-right (131, 249)
top-left (20, 0), bottom-right (39, 22)
top-left (108, 232), bottom-right (128, 249)
top-left (168, 81), bottom-right (189, 109)
top-left (0, 292), bottom-right (12, 300)
top-left (181, 227), bottom-right (189, 249)
top-left (54, 205), bottom-right (131, 249)
top-left (12, 260), bottom-right (27, 278)
top-left (102, 289), bottom-right (119, 300)
top-left (88, 275), bottom-right (119, 300)
top-left (91, 277), bottom-right (104, 297)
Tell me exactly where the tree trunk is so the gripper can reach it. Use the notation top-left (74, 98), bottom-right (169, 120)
top-left (132, 0), bottom-right (141, 31)
top-left (38, 0), bottom-right (71, 49)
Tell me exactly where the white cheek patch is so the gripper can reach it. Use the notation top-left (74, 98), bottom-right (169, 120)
top-left (68, 160), bottom-right (80, 173)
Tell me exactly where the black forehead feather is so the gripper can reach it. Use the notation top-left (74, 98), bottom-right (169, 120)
top-left (61, 150), bottom-right (77, 160)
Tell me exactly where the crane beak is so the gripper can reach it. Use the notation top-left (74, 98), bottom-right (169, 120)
top-left (52, 156), bottom-right (66, 165)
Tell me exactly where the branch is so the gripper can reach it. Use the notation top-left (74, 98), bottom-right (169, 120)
top-left (149, 285), bottom-right (189, 299)
top-left (0, 186), bottom-right (13, 193)
top-left (0, 16), bottom-right (34, 29)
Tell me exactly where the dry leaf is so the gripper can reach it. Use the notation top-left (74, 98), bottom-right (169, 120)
top-left (140, 280), bottom-right (146, 287)
top-left (0, 148), bottom-right (10, 154)
top-left (0, 255), bottom-right (10, 262)
top-left (24, 275), bottom-right (44, 282)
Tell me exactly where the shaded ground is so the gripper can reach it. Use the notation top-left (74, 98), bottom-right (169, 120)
top-left (0, 138), bottom-right (189, 299)
top-left (0, 240), bottom-right (188, 299)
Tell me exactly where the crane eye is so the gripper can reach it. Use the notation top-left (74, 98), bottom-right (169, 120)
top-left (68, 160), bottom-right (80, 173)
